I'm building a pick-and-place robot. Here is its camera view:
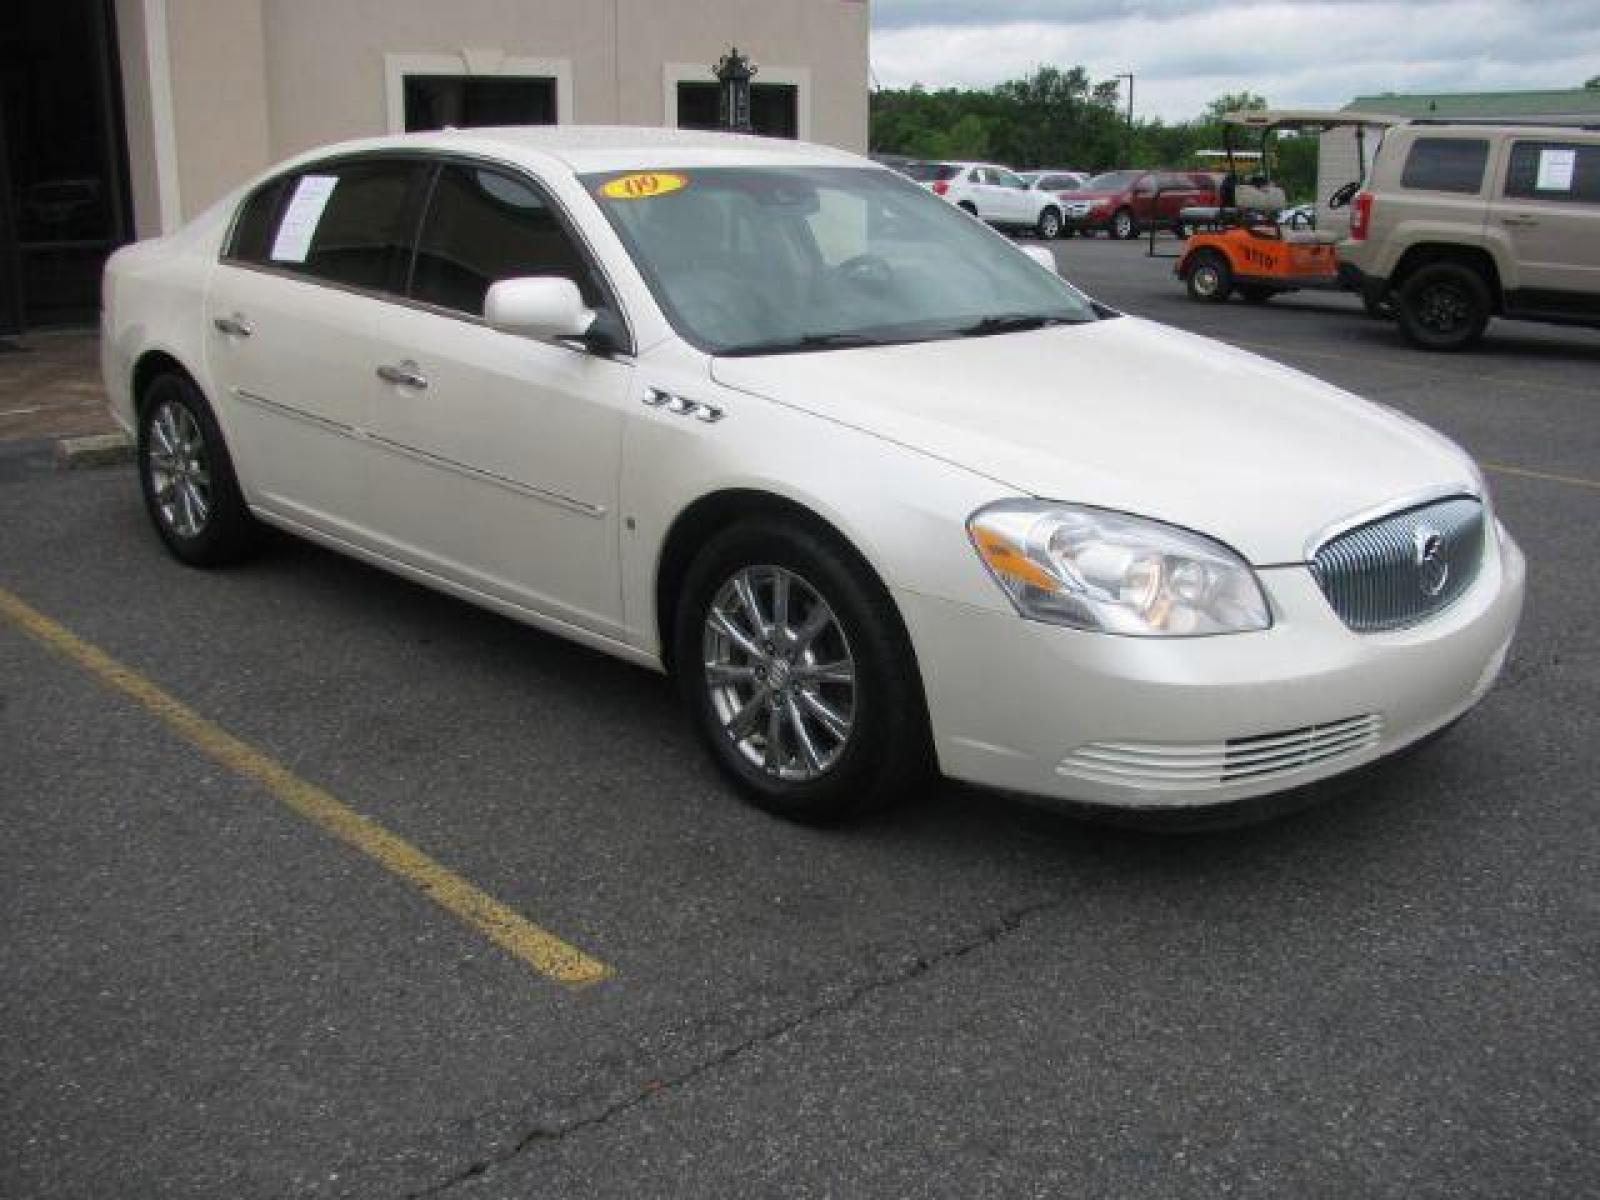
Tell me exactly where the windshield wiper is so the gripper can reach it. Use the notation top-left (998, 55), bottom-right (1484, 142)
top-left (719, 330), bottom-right (905, 357)
top-left (954, 313), bottom-right (1088, 337)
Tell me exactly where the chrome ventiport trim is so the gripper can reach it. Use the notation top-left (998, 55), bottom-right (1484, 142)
top-left (644, 387), bottom-right (724, 423)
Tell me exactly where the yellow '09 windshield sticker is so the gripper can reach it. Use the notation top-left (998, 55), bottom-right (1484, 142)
top-left (598, 172), bottom-right (688, 201)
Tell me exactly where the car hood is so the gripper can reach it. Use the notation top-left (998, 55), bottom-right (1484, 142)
top-left (710, 317), bottom-right (1479, 565)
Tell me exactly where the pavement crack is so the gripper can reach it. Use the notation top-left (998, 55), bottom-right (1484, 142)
top-left (405, 895), bottom-right (1064, 1197)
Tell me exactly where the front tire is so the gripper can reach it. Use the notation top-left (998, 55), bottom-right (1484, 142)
top-left (1185, 250), bottom-right (1233, 302)
top-left (137, 373), bottom-right (260, 565)
top-left (674, 520), bottom-right (930, 824)
top-left (1395, 262), bottom-right (1490, 351)
top-left (1111, 207), bottom-right (1136, 240)
top-left (1036, 207), bottom-right (1062, 239)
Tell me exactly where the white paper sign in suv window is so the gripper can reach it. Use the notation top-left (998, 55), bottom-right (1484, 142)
top-left (270, 175), bottom-right (339, 263)
top-left (1536, 148), bottom-right (1576, 192)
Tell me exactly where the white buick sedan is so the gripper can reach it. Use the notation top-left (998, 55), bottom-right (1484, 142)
top-left (101, 127), bottom-right (1524, 824)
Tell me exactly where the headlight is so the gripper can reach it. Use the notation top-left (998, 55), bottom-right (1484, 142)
top-left (968, 501), bottom-right (1271, 636)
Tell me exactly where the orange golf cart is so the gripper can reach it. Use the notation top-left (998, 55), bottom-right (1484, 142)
top-left (1173, 110), bottom-right (1397, 308)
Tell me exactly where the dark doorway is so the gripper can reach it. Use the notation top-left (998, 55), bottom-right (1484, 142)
top-left (676, 82), bottom-right (800, 139)
top-left (403, 76), bottom-right (558, 131)
top-left (0, 0), bottom-right (132, 332)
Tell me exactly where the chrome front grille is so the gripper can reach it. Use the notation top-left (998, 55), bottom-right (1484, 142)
top-left (1309, 496), bottom-right (1484, 632)
top-left (1056, 714), bottom-right (1383, 792)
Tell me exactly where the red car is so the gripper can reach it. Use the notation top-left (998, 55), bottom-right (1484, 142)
top-left (1058, 170), bottom-right (1219, 239)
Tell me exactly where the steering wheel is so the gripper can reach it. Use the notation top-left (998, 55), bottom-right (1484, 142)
top-left (1327, 180), bottom-right (1361, 209)
top-left (834, 253), bottom-right (895, 292)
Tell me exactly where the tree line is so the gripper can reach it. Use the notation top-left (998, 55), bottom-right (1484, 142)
top-left (870, 68), bottom-right (1319, 202)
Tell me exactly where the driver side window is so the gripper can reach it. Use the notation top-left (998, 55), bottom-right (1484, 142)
top-left (409, 164), bottom-right (604, 317)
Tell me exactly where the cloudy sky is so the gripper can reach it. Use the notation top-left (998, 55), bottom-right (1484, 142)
top-left (870, 0), bottom-right (1600, 122)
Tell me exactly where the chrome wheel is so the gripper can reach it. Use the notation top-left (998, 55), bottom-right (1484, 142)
top-left (1113, 209), bottom-right (1134, 239)
top-left (146, 399), bottom-right (212, 538)
top-left (702, 565), bottom-right (856, 782)
top-left (1192, 264), bottom-right (1221, 297)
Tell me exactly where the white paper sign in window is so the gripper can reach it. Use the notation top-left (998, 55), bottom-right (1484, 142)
top-left (1536, 148), bottom-right (1576, 192)
top-left (270, 174), bottom-right (339, 263)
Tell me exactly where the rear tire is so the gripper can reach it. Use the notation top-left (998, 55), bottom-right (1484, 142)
top-left (137, 373), bottom-right (260, 566)
top-left (674, 520), bottom-right (931, 825)
top-left (1111, 207), bottom-right (1136, 240)
top-left (1185, 250), bottom-right (1232, 302)
top-left (1036, 207), bottom-right (1062, 239)
top-left (1395, 262), bottom-right (1490, 351)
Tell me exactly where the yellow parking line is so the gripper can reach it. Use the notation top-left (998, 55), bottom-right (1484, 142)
top-left (0, 585), bottom-right (611, 989)
top-left (1482, 462), bottom-right (1600, 491)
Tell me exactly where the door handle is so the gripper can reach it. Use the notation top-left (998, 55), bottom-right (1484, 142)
top-left (1501, 214), bottom-right (1538, 227)
top-left (212, 314), bottom-right (253, 337)
top-left (375, 360), bottom-right (428, 389)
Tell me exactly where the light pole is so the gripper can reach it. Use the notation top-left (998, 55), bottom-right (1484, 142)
top-left (1114, 72), bottom-right (1134, 164)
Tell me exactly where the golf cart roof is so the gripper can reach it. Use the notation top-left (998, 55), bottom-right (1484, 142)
top-left (1222, 108), bottom-right (1403, 131)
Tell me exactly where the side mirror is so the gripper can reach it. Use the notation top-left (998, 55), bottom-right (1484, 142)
top-left (485, 276), bottom-right (595, 340)
top-left (1020, 245), bottom-right (1057, 273)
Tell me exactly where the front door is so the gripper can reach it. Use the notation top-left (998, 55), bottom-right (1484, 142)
top-left (357, 161), bottom-right (631, 637)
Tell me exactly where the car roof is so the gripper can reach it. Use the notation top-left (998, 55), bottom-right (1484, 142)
top-left (265, 125), bottom-right (869, 177)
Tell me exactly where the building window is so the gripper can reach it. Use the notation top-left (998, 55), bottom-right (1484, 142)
top-left (675, 82), bottom-right (799, 139)
top-left (403, 76), bottom-right (557, 131)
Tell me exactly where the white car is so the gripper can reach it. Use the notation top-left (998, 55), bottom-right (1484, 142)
top-left (904, 160), bottom-right (1064, 239)
top-left (102, 127), bottom-right (1524, 825)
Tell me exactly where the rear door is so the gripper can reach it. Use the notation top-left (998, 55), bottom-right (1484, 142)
top-left (205, 157), bottom-right (431, 540)
top-left (1490, 138), bottom-right (1600, 310)
top-left (970, 168), bottom-right (1004, 220)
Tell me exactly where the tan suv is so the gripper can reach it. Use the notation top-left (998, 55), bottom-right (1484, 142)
top-left (1338, 122), bottom-right (1600, 350)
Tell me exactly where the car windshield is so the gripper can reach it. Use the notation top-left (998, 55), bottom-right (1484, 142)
top-left (1081, 171), bottom-right (1141, 191)
top-left (900, 162), bottom-right (962, 183)
top-left (584, 165), bottom-right (1098, 356)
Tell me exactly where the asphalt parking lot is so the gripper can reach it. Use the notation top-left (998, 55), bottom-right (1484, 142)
top-left (3, 238), bottom-right (1597, 1198)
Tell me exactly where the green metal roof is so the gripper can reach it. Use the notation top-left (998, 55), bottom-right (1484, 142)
top-left (1343, 88), bottom-right (1600, 119)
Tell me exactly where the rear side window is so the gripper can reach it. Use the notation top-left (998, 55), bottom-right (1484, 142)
top-left (1505, 141), bottom-right (1600, 204)
top-left (226, 180), bottom-right (286, 264)
top-left (268, 160), bottom-right (430, 293)
top-left (1400, 138), bottom-right (1489, 194)
top-left (409, 164), bottom-right (602, 315)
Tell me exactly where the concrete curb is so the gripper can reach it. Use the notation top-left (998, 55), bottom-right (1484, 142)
top-left (55, 432), bottom-right (134, 469)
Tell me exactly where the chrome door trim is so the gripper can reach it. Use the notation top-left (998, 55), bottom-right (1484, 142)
top-left (232, 387), bottom-right (356, 436)
top-left (362, 432), bottom-right (607, 518)
top-left (231, 388), bottom-right (606, 519)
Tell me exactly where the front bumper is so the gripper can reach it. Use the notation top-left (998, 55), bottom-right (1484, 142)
top-left (897, 521), bottom-right (1524, 811)
top-left (1062, 206), bottom-right (1113, 232)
